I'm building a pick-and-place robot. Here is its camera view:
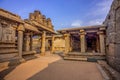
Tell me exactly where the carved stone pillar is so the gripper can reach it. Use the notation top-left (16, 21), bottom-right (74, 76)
top-left (98, 31), bottom-right (105, 54)
top-left (51, 35), bottom-right (55, 53)
top-left (25, 33), bottom-right (30, 51)
top-left (17, 24), bottom-right (25, 58)
top-left (64, 33), bottom-right (70, 54)
top-left (41, 31), bottom-right (46, 55)
top-left (30, 33), bottom-right (33, 51)
top-left (96, 36), bottom-right (100, 53)
top-left (80, 30), bottom-right (86, 53)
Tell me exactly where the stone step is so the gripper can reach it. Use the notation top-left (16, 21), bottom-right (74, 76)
top-left (67, 53), bottom-right (105, 56)
top-left (0, 53), bottom-right (18, 62)
top-left (23, 54), bottom-right (38, 61)
top-left (0, 45), bottom-right (17, 48)
top-left (0, 49), bottom-right (18, 54)
top-left (0, 57), bottom-right (21, 69)
top-left (22, 51), bottom-right (36, 56)
top-left (0, 41), bottom-right (16, 44)
top-left (66, 55), bottom-right (106, 59)
top-left (64, 57), bottom-right (87, 61)
top-left (64, 56), bottom-right (106, 62)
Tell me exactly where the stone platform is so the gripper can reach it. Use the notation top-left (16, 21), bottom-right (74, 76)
top-left (62, 52), bottom-right (106, 62)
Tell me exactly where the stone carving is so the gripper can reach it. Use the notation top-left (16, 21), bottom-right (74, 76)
top-left (0, 24), bottom-right (15, 42)
top-left (29, 10), bottom-right (53, 30)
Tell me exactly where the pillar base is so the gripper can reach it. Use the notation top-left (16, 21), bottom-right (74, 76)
top-left (19, 58), bottom-right (26, 63)
top-left (40, 53), bottom-right (45, 56)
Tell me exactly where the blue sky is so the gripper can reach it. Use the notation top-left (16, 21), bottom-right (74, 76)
top-left (0, 0), bottom-right (113, 30)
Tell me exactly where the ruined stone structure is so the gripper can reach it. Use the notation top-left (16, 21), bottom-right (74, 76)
top-left (0, 0), bottom-right (120, 74)
top-left (103, 0), bottom-right (120, 72)
top-left (0, 9), bottom-right (55, 62)
top-left (54, 25), bottom-right (106, 55)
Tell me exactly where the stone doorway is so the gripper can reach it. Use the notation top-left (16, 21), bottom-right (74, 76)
top-left (71, 34), bottom-right (80, 52)
top-left (86, 33), bottom-right (99, 53)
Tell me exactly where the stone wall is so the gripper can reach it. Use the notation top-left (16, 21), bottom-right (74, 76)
top-left (103, 0), bottom-right (120, 72)
top-left (54, 37), bottom-right (65, 51)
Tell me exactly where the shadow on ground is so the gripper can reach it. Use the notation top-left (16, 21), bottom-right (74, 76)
top-left (0, 54), bottom-right (38, 80)
top-left (0, 63), bottom-right (18, 80)
top-left (28, 60), bottom-right (103, 80)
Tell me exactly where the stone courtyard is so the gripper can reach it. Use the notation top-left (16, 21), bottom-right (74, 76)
top-left (0, 0), bottom-right (120, 80)
top-left (0, 53), bottom-right (104, 80)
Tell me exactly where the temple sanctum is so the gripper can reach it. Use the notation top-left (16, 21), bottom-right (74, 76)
top-left (0, 0), bottom-right (120, 75)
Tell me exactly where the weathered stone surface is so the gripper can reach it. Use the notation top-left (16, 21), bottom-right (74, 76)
top-left (104, 0), bottom-right (120, 72)
top-left (107, 43), bottom-right (115, 56)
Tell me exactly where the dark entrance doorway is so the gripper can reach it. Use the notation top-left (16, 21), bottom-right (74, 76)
top-left (71, 34), bottom-right (80, 52)
top-left (86, 33), bottom-right (98, 53)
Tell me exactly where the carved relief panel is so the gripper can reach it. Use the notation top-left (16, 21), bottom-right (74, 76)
top-left (0, 23), bottom-right (16, 42)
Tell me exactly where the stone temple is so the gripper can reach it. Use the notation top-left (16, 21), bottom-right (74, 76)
top-left (0, 0), bottom-right (120, 79)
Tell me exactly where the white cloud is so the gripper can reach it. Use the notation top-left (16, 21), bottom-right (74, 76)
top-left (87, 19), bottom-right (104, 25)
top-left (71, 20), bottom-right (82, 27)
top-left (87, 0), bottom-right (113, 16)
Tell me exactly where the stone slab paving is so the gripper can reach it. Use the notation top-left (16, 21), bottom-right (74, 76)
top-left (0, 54), bottom-right (103, 80)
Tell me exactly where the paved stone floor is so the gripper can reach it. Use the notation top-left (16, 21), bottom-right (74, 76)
top-left (0, 53), bottom-right (103, 80)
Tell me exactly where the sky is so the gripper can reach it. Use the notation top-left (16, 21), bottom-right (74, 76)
top-left (0, 0), bottom-right (113, 30)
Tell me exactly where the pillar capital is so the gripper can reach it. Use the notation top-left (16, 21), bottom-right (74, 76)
top-left (99, 27), bottom-right (106, 30)
top-left (17, 24), bottom-right (25, 31)
top-left (42, 31), bottom-right (46, 34)
top-left (97, 31), bottom-right (104, 35)
top-left (80, 29), bottom-right (86, 35)
top-left (25, 33), bottom-right (30, 36)
top-left (64, 33), bottom-right (70, 37)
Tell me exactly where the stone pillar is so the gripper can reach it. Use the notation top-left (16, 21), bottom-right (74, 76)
top-left (17, 24), bottom-right (25, 59)
top-left (30, 33), bottom-right (33, 51)
top-left (51, 35), bottom-right (55, 53)
top-left (98, 31), bottom-right (105, 54)
top-left (80, 30), bottom-right (86, 53)
top-left (41, 31), bottom-right (46, 55)
top-left (25, 33), bottom-right (30, 51)
top-left (96, 36), bottom-right (100, 53)
top-left (64, 33), bottom-right (70, 54)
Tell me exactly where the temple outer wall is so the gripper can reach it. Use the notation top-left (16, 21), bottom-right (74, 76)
top-left (103, 0), bottom-right (120, 72)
